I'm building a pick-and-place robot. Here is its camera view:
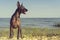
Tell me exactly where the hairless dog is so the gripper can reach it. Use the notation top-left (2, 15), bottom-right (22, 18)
top-left (9, 1), bottom-right (28, 39)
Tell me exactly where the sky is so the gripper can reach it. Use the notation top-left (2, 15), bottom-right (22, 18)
top-left (0, 0), bottom-right (60, 18)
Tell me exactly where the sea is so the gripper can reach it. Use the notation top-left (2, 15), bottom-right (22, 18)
top-left (0, 18), bottom-right (60, 28)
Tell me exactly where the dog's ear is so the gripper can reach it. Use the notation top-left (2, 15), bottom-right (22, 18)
top-left (21, 3), bottom-right (23, 7)
top-left (21, 3), bottom-right (25, 9)
top-left (17, 1), bottom-right (20, 8)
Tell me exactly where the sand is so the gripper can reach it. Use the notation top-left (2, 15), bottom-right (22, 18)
top-left (0, 27), bottom-right (60, 40)
top-left (0, 36), bottom-right (60, 40)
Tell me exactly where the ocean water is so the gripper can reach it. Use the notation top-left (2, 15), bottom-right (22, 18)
top-left (0, 18), bottom-right (60, 28)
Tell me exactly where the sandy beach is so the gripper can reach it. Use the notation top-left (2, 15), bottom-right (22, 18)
top-left (0, 36), bottom-right (60, 40)
top-left (0, 27), bottom-right (60, 40)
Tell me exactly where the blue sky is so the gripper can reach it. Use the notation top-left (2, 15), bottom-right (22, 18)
top-left (0, 0), bottom-right (60, 18)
